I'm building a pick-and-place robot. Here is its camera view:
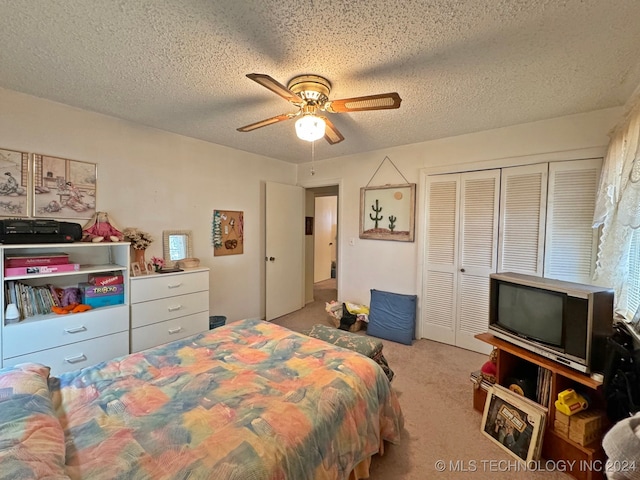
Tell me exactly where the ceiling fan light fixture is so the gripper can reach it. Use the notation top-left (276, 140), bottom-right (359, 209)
top-left (295, 114), bottom-right (326, 142)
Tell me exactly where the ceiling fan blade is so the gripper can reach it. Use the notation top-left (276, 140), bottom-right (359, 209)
top-left (237, 113), bottom-right (294, 132)
top-left (325, 92), bottom-right (402, 113)
top-left (321, 116), bottom-right (345, 145)
top-left (246, 73), bottom-right (301, 103)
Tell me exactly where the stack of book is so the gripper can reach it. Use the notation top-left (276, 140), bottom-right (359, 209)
top-left (470, 370), bottom-right (493, 392)
top-left (5, 281), bottom-right (61, 320)
top-left (536, 366), bottom-right (553, 408)
top-left (4, 252), bottom-right (79, 276)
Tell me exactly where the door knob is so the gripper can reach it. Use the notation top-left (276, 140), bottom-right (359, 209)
top-left (269, 257), bottom-right (275, 262)
top-left (460, 268), bottom-right (466, 272)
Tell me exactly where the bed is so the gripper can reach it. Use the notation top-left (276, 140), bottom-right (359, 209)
top-left (0, 318), bottom-right (403, 480)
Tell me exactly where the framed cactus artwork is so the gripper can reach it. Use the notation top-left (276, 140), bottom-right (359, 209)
top-left (359, 183), bottom-right (415, 242)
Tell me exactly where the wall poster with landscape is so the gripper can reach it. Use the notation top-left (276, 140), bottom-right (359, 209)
top-left (359, 183), bottom-right (415, 242)
top-left (32, 154), bottom-right (96, 220)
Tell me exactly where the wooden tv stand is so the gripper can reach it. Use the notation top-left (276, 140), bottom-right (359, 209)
top-left (474, 333), bottom-right (606, 480)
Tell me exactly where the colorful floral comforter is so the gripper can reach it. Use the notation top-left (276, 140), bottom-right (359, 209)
top-left (20, 318), bottom-right (402, 479)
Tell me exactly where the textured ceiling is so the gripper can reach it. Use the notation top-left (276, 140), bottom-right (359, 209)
top-left (1, 0), bottom-right (640, 163)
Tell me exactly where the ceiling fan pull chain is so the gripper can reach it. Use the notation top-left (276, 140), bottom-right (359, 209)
top-left (310, 141), bottom-right (316, 176)
top-left (365, 155), bottom-right (410, 187)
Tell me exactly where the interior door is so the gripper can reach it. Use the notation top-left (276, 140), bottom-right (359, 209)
top-left (498, 163), bottom-right (548, 276)
top-left (422, 174), bottom-right (460, 345)
top-left (265, 181), bottom-right (305, 320)
top-left (422, 170), bottom-right (498, 354)
top-left (314, 196), bottom-right (337, 282)
top-left (455, 170), bottom-right (500, 354)
top-left (544, 158), bottom-right (601, 283)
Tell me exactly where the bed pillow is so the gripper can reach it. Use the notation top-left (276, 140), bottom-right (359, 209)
top-left (367, 289), bottom-right (417, 345)
top-left (0, 363), bottom-right (68, 479)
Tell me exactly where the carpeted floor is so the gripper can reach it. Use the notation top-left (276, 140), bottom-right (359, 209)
top-left (272, 279), bottom-right (572, 480)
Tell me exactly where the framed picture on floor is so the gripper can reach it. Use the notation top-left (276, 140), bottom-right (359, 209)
top-left (481, 384), bottom-right (546, 463)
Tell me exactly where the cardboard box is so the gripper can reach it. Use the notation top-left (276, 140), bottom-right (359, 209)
top-left (555, 410), bottom-right (570, 426)
top-left (82, 293), bottom-right (124, 308)
top-left (5, 263), bottom-right (80, 276)
top-left (79, 282), bottom-right (124, 298)
top-left (568, 410), bottom-right (605, 446)
top-left (554, 419), bottom-right (569, 438)
top-left (88, 272), bottom-right (124, 286)
top-left (5, 253), bottom-right (69, 267)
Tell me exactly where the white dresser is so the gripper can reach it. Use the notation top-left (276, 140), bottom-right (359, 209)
top-left (1, 242), bottom-right (130, 375)
top-left (130, 268), bottom-right (209, 352)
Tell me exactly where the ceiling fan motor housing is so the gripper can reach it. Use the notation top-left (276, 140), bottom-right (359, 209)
top-left (287, 75), bottom-right (331, 105)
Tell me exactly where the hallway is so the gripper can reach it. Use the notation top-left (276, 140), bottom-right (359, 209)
top-left (271, 278), bottom-right (336, 332)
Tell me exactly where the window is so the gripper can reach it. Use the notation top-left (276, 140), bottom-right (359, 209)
top-left (628, 228), bottom-right (640, 319)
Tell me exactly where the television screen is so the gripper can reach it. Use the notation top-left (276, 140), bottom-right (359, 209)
top-left (496, 282), bottom-right (563, 346)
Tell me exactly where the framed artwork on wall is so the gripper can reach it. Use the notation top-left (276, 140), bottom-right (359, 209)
top-left (32, 154), bottom-right (97, 220)
top-left (213, 210), bottom-right (244, 256)
top-left (359, 183), bottom-right (416, 242)
top-left (0, 147), bottom-right (30, 217)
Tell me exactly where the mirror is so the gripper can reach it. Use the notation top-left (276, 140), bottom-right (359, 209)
top-left (163, 230), bottom-right (193, 266)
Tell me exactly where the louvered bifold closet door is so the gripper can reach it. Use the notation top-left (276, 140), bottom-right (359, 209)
top-left (498, 163), bottom-right (548, 276)
top-left (422, 174), bottom-right (460, 345)
top-left (544, 158), bottom-right (601, 284)
top-left (456, 170), bottom-right (500, 354)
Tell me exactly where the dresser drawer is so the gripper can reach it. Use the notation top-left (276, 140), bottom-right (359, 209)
top-left (2, 305), bottom-right (129, 359)
top-left (131, 291), bottom-right (209, 328)
top-left (131, 270), bottom-right (209, 303)
top-left (131, 312), bottom-right (208, 352)
top-left (3, 331), bottom-right (129, 376)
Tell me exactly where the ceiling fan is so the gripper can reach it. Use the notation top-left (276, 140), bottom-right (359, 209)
top-left (236, 73), bottom-right (402, 144)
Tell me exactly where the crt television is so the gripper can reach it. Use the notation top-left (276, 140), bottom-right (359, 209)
top-left (488, 272), bottom-right (614, 374)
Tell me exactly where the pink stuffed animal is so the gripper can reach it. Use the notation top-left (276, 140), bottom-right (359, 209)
top-left (82, 211), bottom-right (124, 242)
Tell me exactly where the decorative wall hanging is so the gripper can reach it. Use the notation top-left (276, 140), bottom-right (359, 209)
top-left (0, 147), bottom-right (29, 217)
top-left (33, 154), bottom-right (97, 220)
top-left (213, 210), bottom-right (244, 256)
top-left (360, 156), bottom-right (415, 242)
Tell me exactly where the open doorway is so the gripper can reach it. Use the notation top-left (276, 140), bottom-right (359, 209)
top-left (304, 185), bottom-right (339, 305)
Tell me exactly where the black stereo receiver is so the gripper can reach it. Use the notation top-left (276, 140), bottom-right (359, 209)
top-left (0, 219), bottom-right (82, 244)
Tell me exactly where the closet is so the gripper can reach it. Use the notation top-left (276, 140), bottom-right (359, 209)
top-left (422, 158), bottom-right (601, 354)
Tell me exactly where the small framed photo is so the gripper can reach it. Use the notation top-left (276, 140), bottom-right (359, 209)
top-left (481, 384), bottom-right (546, 463)
top-left (131, 262), bottom-right (142, 277)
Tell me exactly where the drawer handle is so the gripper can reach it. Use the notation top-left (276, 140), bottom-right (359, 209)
top-left (64, 353), bottom-right (87, 364)
top-left (167, 283), bottom-right (183, 289)
top-left (167, 305), bottom-right (182, 312)
top-left (64, 325), bottom-right (87, 334)
top-left (168, 327), bottom-right (183, 334)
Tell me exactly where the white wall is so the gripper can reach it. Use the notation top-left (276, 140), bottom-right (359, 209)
top-left (298, 107), bottom-right (623, 316)
top-left (0, 87), bottom-right (297, 323)
top-left (0, 85), bottom-right (624, 331)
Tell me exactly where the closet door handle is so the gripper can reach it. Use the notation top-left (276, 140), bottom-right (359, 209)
top-left (168, 327), bottom-right (183, 335)
top-left (167, 282), bottom-right (183, 289)
top-left (64, 325), bottom-right (87, 334)
top-left (64, 353), bottom-right (87, 364)
top-left (167, 305), bottom-right (182, 312)
top-left (460, 268), bottom-right (466, 273)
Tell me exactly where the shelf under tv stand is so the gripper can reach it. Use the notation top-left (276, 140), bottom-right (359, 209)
top-left (474, 333), bottom-right (606, 480)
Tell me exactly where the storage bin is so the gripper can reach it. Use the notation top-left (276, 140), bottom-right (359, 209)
top-left (209, 315), bottom-right (226, 330)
